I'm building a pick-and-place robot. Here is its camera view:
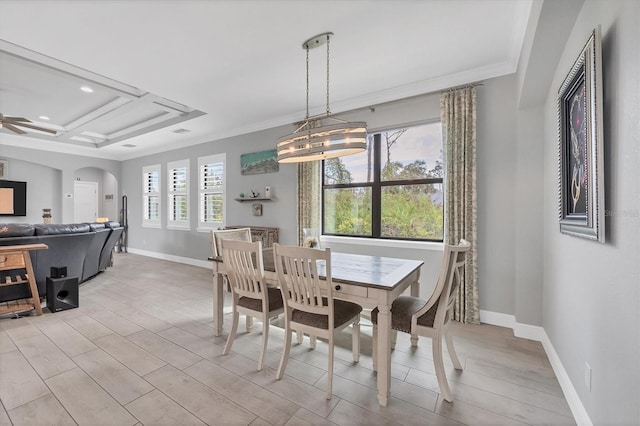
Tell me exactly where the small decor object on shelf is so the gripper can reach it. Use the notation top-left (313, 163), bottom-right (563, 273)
top-left (252, 203), bottom-right (263, 216)
top-left (250, 189), bottom-right (260, 198)
top-left (303, 228), bottom-right (319, 248)
top-left (42, 208), bottom-right (52, 224)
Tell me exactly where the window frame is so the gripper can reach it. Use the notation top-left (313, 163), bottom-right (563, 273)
top-left (322, 124), bottom-right (444, 242)
top-left (142, 164), bottom-right (161, 228)
top-left (197, 153), bottom-right (226, 231)
top-left (167, 159), bottom-right (190, 230)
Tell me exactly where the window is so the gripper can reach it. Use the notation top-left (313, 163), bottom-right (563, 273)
top-left (322, 122), bottom-right (444, 241)
top-left (198, 154), bottom-right (225, 230)
top-left (142, 164), bottom-right (161, 228)
top-left (167, 159), bottom-right (189, 229)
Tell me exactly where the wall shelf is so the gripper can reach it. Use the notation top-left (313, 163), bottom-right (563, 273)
top-left (234, 197), bottom-right (273, 202)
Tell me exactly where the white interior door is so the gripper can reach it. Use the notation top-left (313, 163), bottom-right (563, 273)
top-left (74, 181), bottom-right (98, 223)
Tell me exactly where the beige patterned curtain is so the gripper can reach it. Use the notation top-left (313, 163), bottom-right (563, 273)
top-left (441, 86), bottom-right (479, 324)
top-left (297, 161), bottom-right (322, 245)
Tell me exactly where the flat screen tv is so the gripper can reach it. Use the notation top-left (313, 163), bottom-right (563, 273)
top-left (0, 180), bottom-right (27, 216)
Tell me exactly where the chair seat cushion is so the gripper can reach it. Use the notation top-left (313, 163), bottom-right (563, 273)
top-left (292, 299), bottom-right (362, 330)
top-left (238, 287), bottom-right (284, 313)
top-left (371, 296), bottom-right (437, 333)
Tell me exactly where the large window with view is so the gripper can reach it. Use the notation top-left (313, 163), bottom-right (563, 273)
top-left (323, 122), bottom-right (443, 241)
top-left (142, 164), bottom-right (161, 228)
top-left (198, 154), bottom-right (225, 230)
top-left (167, 159), bottom-right (189, 229)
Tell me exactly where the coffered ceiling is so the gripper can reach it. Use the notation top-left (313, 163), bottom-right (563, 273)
top-left (0, 0), bottom-right (533, 161)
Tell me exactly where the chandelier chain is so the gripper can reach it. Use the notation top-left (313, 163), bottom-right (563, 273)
top-left (326, 33), bottom-right (330, 116)
top-left (306, 44), bottom-right (310, 120)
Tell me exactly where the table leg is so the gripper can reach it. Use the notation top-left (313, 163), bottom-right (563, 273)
top-left (212, 271), bottom-right (224, 336)
top-left (410, 268), bottom-right (420, 347)
top-left (376, 303), bottom-right (391, 407)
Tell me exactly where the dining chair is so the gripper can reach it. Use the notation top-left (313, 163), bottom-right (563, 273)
top-left (371, 239), bottom-right (471, 402)
top-left (221, 239), bottom-right (284, 371)
top-left (273, 243), bottom-right (362, 400)
top-left (211, 227), bottom-right (253, 331)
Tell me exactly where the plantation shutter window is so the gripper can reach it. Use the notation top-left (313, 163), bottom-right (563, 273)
top-left (142, 164), bottom-right (161, 228)
top-left (198, 154), bottom-right (226, 230)
top-left (168, 159), bottom-right (190, 229)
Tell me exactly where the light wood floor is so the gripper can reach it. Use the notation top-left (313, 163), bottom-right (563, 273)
top-left (0, 253), bottom-right (575, 425)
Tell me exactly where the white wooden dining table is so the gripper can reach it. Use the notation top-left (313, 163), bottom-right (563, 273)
top-left (211, 249), bottom-right (423, 406)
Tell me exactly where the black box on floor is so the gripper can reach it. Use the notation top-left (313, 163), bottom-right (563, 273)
top-left (46, 276), bottom-right (79, 312)
top-left (50, 266), bottom-right (67, 278)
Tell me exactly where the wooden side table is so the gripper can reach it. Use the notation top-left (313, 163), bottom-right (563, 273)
top-left (0, 243), bottom-right (48, 316)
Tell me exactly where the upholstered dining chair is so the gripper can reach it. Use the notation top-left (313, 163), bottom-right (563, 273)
top-left (371, 239), bottom-right (471, 402)
top-left (273, 243), bottom-right (362, 400)
top-left (211, 228), bottom-right (253, 330)
top-left (221, 239), bottom-right (284, 371)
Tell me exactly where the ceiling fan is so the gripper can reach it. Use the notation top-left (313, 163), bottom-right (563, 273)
top-left (0, 114), bottom-right (57, 135)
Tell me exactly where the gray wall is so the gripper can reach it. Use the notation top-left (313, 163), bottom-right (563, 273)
top-left (540, 0), bottom-right (639, 423)
top-left (0, 157), bottom-right (61, 224)
top-left (1, 145), bottom-right (121, 224)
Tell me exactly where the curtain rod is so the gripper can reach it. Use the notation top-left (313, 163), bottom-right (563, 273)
top-left (441, 81), bottom-right (484, 93)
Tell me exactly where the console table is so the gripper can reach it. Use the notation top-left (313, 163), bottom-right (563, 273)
top-left (0, 243), bottom-right (48, 316)
top-left (225, 226), bottom-right (278, 248)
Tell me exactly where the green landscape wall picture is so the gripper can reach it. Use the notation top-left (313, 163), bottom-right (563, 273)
top-left (240, 149), bottom-right (279, 175)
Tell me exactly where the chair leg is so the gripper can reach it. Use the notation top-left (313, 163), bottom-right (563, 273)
top-left (277, 325), bottom-right (293, 380)
top-left (223, 309), bottom-right (239, 355)
top-left (296, 330), bottom-right (304, 344)
top-left (257, 315), bottom-right (269, 371)
top-left (372, 323), bottom-right (377, 372)
top-left (433, 333), bottom-right (453, 402)
top-left (310, 335), bottom-right (317, 349)
top-left (246, 315), bottom-right (253, 333)
top-left (391, 329), bottom-right (398, 350)
top-left (410, 334), bottom-right (419, 347)
top-left (327, 334), bottom-right (334, 400)
top-left (352, 316), bottom-right (360, 363)
top-left (444, 326), bottom-right (463, 370)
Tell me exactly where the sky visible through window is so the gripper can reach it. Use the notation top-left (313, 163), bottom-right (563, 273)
top-left (339, 122), bottom-right (442, 182)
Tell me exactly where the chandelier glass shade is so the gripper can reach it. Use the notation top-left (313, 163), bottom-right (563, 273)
top-left (277, 32), bottom-right (367, 163)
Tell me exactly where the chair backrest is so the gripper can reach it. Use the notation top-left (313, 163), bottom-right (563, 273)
top-left (273, 243), bottom-right (334, 328)
top-left (221, 239), bottom-right (265, 300)
top-left (211, 228), bottom-right (252, 258)
top-left (413, 239), bottom-right (471, 329)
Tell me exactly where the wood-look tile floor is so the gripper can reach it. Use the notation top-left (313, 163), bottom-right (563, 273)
top-left (0, 253), bottom-right (576, 425)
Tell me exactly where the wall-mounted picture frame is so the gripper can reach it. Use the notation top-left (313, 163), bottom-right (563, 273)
top-left (558, 26), bottom-right (605, 243)
top-left (0, 159), bottom-right (9, 178)
top-left (252, 203), bottom-right (263, 216)
top-left (241, 149), bottom-right (279, 175)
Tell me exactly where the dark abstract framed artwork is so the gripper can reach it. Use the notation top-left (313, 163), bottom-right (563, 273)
top-left (558, 26), bottom-right (605, 242)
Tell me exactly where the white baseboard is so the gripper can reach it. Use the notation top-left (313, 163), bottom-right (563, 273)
top-left (126, 248), bottom-right (212, 269)
top-left (540, 330), bottom-right (593, 426)
top-left (480, 310), bottom-right (592, 426)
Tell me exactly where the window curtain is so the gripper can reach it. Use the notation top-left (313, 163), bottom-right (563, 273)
top-left (441, 86), bottom-right (479, 324)
top-left (297, 161), bottom-right (322, 245)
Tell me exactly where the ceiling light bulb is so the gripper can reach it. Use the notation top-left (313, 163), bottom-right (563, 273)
top-left (80, 86), bottom-right (94, 93)
top-left (39, 116), bottom-right (50, 120)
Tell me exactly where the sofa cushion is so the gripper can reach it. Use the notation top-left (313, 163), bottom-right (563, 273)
top-left (104, 221), bottom-right (121, 229)
top-left (34, 223), bottom-right (91, 235)
top-left (0, 223), bottom-right (36, 237)
top-left (87, 222), bottom-right (106, 231)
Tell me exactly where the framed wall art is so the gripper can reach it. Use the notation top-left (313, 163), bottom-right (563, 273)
top-left (558, 26), bottom-right (605, 243)
top-left (240, 149), bottom-right (279, 175)
top-left (0, 159), bottom-right (8, 178)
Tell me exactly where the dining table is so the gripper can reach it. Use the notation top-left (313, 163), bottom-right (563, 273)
top-left (211, 249), bottom-right (424, 406)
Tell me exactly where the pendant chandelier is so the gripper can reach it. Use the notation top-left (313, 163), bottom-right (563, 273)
top-left (277, 32), bottom-right (367, 163)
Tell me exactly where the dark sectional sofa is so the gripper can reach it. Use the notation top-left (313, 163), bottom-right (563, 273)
top-left (0, 221), bottom-right (123, 303)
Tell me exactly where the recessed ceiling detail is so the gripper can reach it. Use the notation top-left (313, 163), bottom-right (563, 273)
top-left (0, 40), bottom-right (205, 149)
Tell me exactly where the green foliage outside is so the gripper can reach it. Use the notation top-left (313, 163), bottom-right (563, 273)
top-left (324, 157), bottom-right (444, 240)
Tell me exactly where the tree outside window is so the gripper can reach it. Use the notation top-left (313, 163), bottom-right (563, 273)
top-left (322, 122), bottom-right (443, 241)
